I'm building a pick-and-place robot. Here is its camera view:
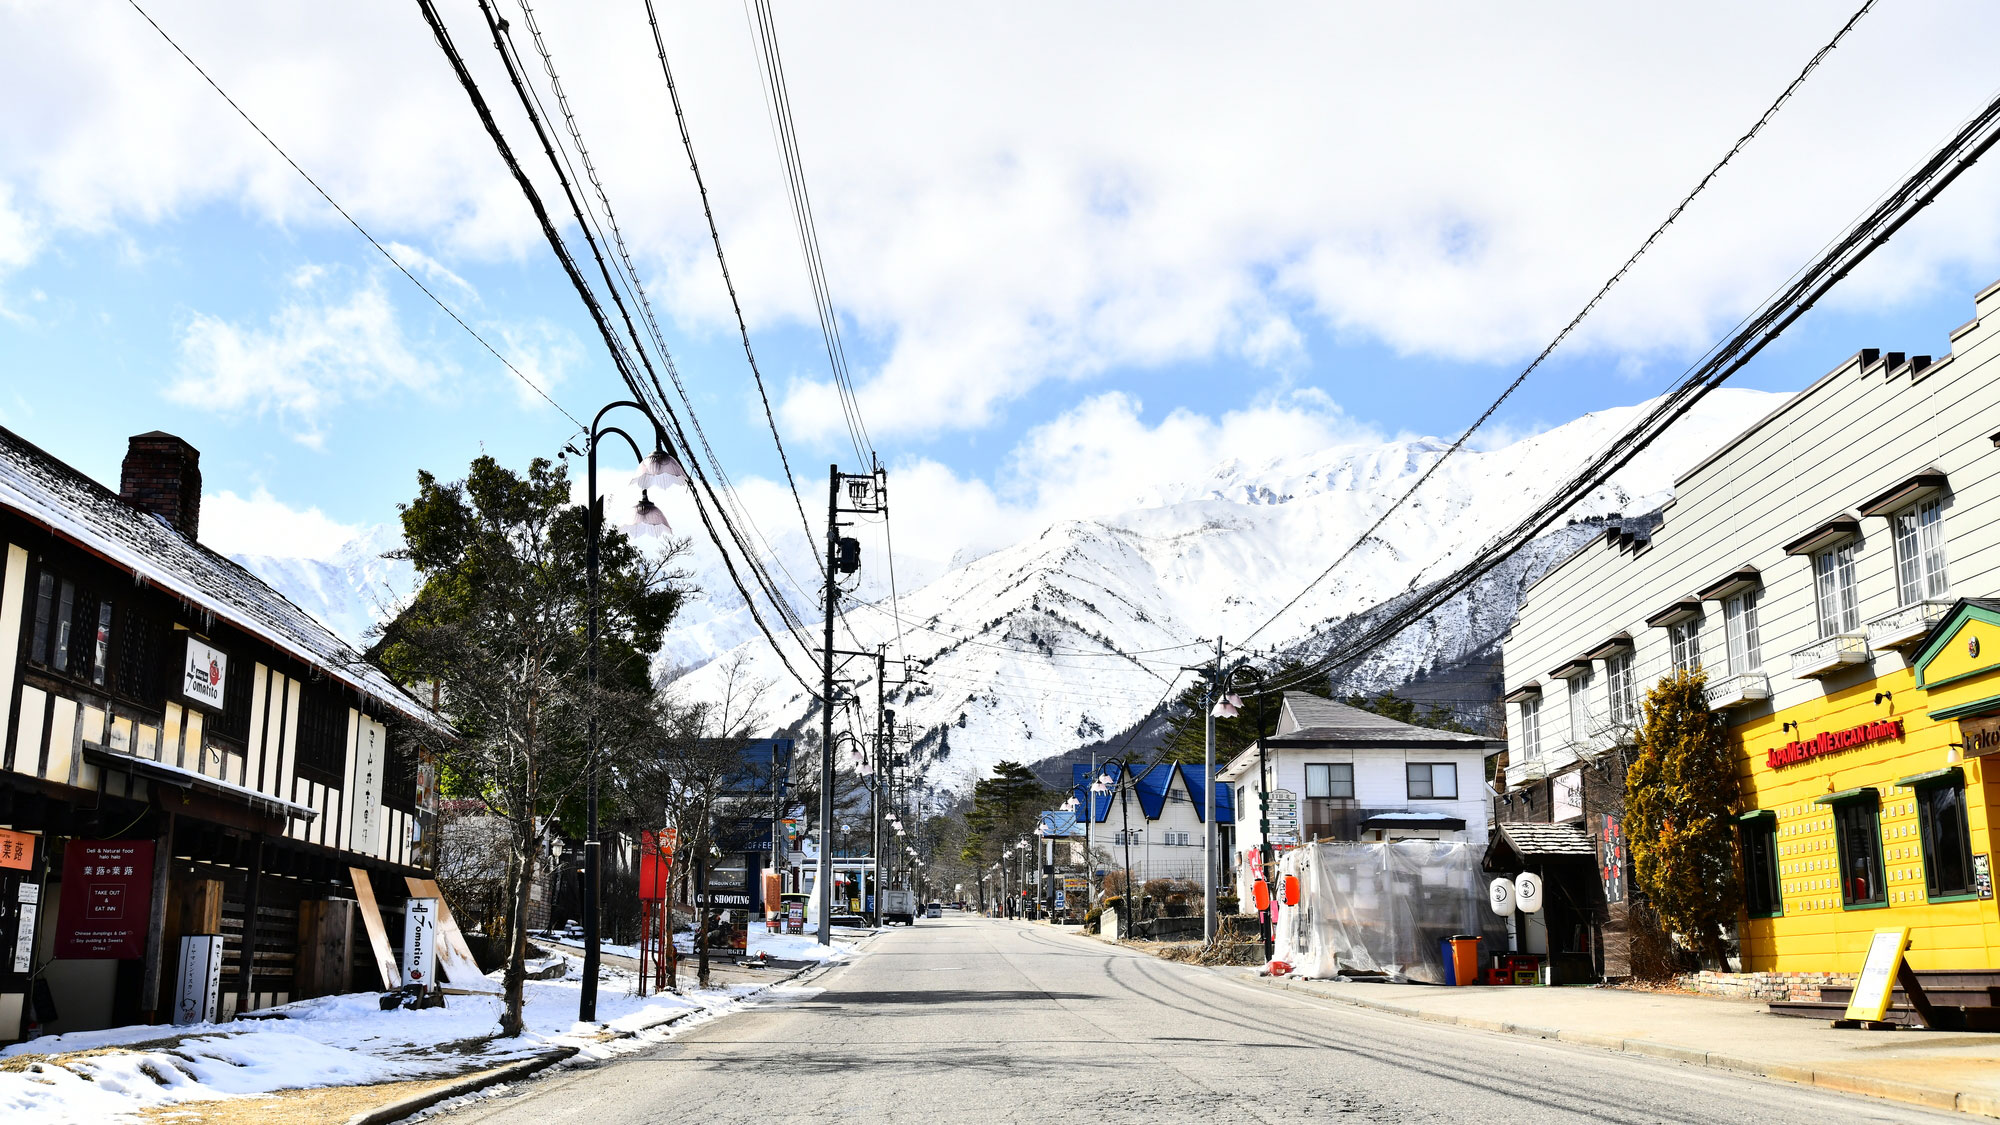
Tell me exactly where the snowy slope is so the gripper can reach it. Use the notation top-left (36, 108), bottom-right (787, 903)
top-left (669, 388), bottom-right (1784, 795)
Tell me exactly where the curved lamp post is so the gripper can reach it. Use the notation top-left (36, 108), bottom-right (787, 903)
top-left (579, 400), bottom-right (681, 1023)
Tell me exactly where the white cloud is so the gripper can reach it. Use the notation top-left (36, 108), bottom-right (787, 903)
top-left (169, 272), bottom-right (445, 446)
top-left (9, 1), bottom-right (2000, 443)
top-left (201, 486), bottom-right (361, 561)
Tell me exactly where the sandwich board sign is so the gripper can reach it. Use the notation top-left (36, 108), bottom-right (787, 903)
top-left (402, 898), bottom-right (439, 990)
top-left (1843, 927), bottom-right (1912, 1024)
top-left (175, 935), bottom-right (224, 1026)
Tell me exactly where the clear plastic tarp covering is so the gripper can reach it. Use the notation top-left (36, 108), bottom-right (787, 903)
top-left (1272, 840), bottom-right (1508, 983)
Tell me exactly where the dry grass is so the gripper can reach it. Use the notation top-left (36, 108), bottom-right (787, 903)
top-left (136, 1072), bottom-right (479, 1125)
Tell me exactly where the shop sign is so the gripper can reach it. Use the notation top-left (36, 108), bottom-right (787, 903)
top-left (174, 935), bottom-right (223, 1026)
top-left (54, 840), bottom-right (154, 959)
top-left (12, 883), bottom-right (38, 973)
top-left (0, 829), bottom-right (34, 872)
top-left (179, 637), bottom-right (228, 711)
top-left (1975, 854), bottom-right (1993, 901)
top-left (1553, 771), bottom-right (1583, 822)
top-left (1766, 718), bottom-right (1903, 769)
top-left (1959, 715), bottom-right (2000, 759)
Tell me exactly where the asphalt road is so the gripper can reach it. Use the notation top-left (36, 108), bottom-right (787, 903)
top-left (433, 915), bottom-right (1956, 1124)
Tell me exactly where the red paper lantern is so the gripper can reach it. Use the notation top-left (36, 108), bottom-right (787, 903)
top-left (1283, 874), bottom-right (1300, 906)
top-left (1252, 878), bottom-right (1271, 911)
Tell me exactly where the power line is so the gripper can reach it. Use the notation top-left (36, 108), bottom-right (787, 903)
top-left (414, 0), bottom-right (818, 697)
top-left (123, 0), bottom-right (586, 433)
top-left (1237, 0), bottom-right (1881, 651)
top-left (1253, 78), bottom-right (2000, 699)
top-left (743, 0), bottom-right (872, 467)
top-left (639, 0), bottom-right (820, 570)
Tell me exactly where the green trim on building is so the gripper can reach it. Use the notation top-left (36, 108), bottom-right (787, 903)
top-left (1913, 601), bottom-right (2000, 689)
top-left (1926, 692), bottom-right (2000, 722)
top-left (1813, 786), bottom-right (1879, 807)
top-left (1894, 766), bottom-right (1964, 789)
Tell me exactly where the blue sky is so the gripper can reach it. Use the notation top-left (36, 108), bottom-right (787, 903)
top-left (6, 0), bottom-right (2000, 577)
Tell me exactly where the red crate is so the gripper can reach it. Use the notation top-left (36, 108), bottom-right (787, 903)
top-left (1482, 968), bottom-right (1513, 986)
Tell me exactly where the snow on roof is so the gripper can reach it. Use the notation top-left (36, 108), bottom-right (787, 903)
top-left (1275, 693), bottom-right (1496, 746)
top-left (0, 427), bottom-right (439, 729)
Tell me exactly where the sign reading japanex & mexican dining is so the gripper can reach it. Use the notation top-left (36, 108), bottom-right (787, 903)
top-left (54, 840), bottom-right (154, 959)
top-left (1766, 718), bottom-right (1903, 769)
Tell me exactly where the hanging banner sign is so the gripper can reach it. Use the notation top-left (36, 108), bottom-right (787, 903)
top-left (179, 637), bottom-right (228, 712)
top-left (1597, 814), bottom-right (1627, 905)
top-left (54, 840), bottom-right (154, 959)
top-left (1767, 719), bottom-right (1903, 769)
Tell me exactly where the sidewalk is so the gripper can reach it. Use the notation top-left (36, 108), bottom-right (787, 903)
top-left (1233, 970), bottom-right (2000, 1119)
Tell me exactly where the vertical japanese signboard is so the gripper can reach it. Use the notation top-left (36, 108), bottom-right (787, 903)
top-left (174, 935), bottom-right (223, 1025)
top-left (54, 840), bottom-right (154, 959)
top-left (639, 829), bottom-right (676, 900)
top-left (349, 719), bottom-right (384, 856)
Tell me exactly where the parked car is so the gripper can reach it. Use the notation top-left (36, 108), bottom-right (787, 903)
top-left (924, 902), bottom-right (943, 919)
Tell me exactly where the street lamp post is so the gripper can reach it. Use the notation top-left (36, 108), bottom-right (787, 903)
top-left (579, 400), bottom-right (679, 1022)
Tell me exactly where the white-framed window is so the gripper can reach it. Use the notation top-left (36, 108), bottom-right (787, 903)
top-left (1892, 498), bottom-right (1949, 604)
top-left (1669, 616), bottom-right (1702, 674)
top-left (1519, 696), bottom-right (1542, 760)
top-left (1725, 589), bottom-right (1762, 674)
top-left (1407, 762), bottom-right (1458, 800)
top-left (1568, 667), bottom-right (1595, 744)
top-left (1814, 541), bottom-right (1861, 636)
top-left (1113, 829), bottom-right (1143, 845)
top-left (1304, 763), bottom-right (1354, 799)
top-left (1605, 651), bottom-right (1636, 727)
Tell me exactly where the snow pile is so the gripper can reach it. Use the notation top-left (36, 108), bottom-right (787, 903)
top-left (0, 945), bottom-right (829, 1124)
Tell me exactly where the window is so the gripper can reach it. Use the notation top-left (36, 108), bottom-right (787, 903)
top-left (213, 652), bottom-right (256, 744)
top-left (1304, 763), bottom-right (1354, 799)
top-left (1519, 697), bottom-right (1542, 760)
top-left (294, 687), bottom-right (350, 788)
top-left (1669, 616), bottom-right (1702, 674)
top-left (383, 741), bottom-right (420, 814)
top-left (1407, 763), bottom-right (1458, 800)
top-left (116, 609), bottom-right (168, 708)
top-left (1568, 667), bottom-right (1595, 744)
top-left (1113, 829), bottom-right (1142, 846)
top-left (1724, 590), bottom-right (1762, 675)
top-left (1892, 498), bottom-right (1949, 604)
top-left (1740, 816), bottom-right (1781, 918)
top-left (1605, 651), bottom-right (1636, 727)
top-left (1831, 794), bottom-right (1885, 908)
top-left (1814, 541), bottom-right (1861, 637)
top-left (28, 562), bottom-right (164, 701)
top-left (1913, 775), bottom-right (1975, 900)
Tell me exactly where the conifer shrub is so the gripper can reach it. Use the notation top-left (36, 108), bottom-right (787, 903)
top-left (1626, 670), bottom-right (1741, 968)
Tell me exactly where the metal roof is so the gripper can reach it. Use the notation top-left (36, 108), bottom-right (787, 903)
top-left (0, 426), bottom-right (440, 728)
top-left (1274, 693), bottom-right (1497, 747)
top-left (1070, 762), bottom-right (1234, 825)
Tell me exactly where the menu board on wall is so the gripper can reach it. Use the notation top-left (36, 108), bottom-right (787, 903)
top-left (54, 840), bottom-right (155, 959)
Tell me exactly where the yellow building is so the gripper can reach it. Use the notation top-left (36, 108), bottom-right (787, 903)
top-left (1735, 605), bottom-right (1999, 972)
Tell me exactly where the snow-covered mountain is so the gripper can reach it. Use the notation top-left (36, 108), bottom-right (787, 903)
top-left (234, 389), bottom-right (1785, 798)
top-left (668, 388), bottom-right (1784, 795)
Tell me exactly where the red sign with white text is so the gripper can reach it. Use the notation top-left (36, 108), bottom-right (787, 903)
top-left (639, 829), bottom-right (676, 901)
top-left (1766, 719), bottom-right (1903, 770)
top-left (55, 840), bottom-right (154, 959)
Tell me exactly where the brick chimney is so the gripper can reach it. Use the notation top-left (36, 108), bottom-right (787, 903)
top-left (119, 432), bottom-right (203, 540)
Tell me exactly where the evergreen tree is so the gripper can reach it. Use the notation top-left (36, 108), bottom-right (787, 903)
top-left (1626, 670), bottom-right (1741, 968)
top-left (375, 454), bottom-right (684, 1035)
top-left (962, 761), bottom-right (1053, 865)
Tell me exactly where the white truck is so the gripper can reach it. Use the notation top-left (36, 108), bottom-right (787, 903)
top-left (880, 886), bottom-right (919, 926)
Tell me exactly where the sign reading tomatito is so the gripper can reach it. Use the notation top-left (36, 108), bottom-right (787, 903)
top-left (1766, 718), bottom-right (1903, 769)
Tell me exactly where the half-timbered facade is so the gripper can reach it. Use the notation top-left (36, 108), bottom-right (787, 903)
top-left (0, 427), bottom-right (442, 1038)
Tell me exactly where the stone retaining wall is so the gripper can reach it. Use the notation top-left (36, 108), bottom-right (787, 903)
top-left (1677, 970), bottom-right (1855, 1002)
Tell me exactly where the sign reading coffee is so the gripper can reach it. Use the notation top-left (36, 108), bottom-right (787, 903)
top-left (1765, 718), bottom-right (1903, 769)
top-left (180, 637), bottom-right (228, 711)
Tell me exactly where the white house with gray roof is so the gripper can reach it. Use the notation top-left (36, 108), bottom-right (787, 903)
top-left (1217, 693), bottom-right (1500, 903)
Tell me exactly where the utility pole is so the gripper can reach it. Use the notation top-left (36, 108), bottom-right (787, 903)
top-left (817, 465), bottom-right (838, 946)
top-left (816, 462), bottom-right (887, 945)
top-left (1203, 637), bottom-right (1222, 944)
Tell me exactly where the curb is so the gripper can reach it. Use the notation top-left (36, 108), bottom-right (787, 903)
top-left (346, 956), bottom-right (837, 1125)
top-left (1240, 972), bottom-right (1998, 1121)
top-left (344, 1047), bottom-right (579, 1125)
